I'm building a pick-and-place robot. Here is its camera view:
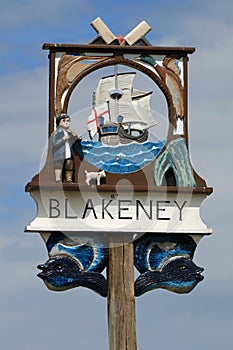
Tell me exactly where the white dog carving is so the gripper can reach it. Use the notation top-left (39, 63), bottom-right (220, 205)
top-left (85, 170), bottom-right (106, 186)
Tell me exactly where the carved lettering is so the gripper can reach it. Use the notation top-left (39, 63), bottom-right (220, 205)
top-left (102, 199), bottom-right (114, 219)
top-left (174, 200), bottom-right (187, 221)
top-left (65, 198), bottom-right (78, 219)
top-left (82, 199), bottom-right (97, 219)
top-left (156, 200), bottom-right (170, 220)
top-left (118, 200), bottom-right (132, 220)
top-left (49, 198), bottom-right (60, 218)
top-left (47, 198), bottom-right (188, 222)
top-left (136, 200), bottom-right (153, 220)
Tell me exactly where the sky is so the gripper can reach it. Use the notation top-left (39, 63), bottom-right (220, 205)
top-left (0, 0), bottom-right (233, 349)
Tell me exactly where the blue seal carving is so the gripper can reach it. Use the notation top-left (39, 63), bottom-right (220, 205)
top-left (134, 234), bottom-right (204, 296)
top-left (37, 232), bottom-right (108, 297)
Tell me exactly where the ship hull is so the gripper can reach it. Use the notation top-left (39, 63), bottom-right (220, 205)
top-left (98, 123), bottom-right (148, 146)
top-left (98, 123), bottom-right (120, 145)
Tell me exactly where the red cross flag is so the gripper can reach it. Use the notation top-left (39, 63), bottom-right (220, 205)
top-left (87, 103), bottom-right (109, 138)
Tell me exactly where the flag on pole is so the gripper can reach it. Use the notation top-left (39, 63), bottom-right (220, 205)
top-left (87, 103), bottom-right (109, 138)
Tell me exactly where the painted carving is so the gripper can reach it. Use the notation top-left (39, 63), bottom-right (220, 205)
top-left (72, 67), bottom-right (166, 175)
top-left (27, 17), bottom-right (208, 189)
top-left (85, 169), bottom-right (106, 186)
top-left (78, 140), bottom-right (165, 174)
top-left (52, 114), bottom-right (82, 183)
top-left (55, 55), bottom-right (109, 117)
top-left (90, 17), bottom-right (151, 46)
top-left (134, 233), bottom-right (204, 296)
top-left (154, 138), bottom-right (196, 187)
top-left (155, 57), bottom-right (184, 117)
top-left (135, 54), bottom-right (184, 134)
top-left (37, 232), bottom-right (108, 297)
top-left (25, 19), bottom-right (212, 304)
top-left (33, 24), bottom-right (204, 186)
top-left (87, 70), bottom-right (156, 145)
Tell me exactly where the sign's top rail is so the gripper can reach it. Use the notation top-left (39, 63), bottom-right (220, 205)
top-left (42, 43), bottom-right (195, 56)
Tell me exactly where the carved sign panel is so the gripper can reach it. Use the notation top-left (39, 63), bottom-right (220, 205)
top-left (25, 18), bottom-right (213, 298)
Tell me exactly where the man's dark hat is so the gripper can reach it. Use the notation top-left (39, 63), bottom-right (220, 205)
top-left (56, 114), bottom-right (70, 126)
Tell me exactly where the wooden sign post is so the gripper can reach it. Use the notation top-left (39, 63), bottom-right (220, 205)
top-left (25, 18), bottom-right (212, 350)
top-left (108, 238), bottom-right (136, 350)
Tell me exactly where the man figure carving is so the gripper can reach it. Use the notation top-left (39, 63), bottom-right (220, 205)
top-left (52, 114), bottom-right (81, 183)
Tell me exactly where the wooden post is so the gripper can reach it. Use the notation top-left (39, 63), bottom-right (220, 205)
top-left (108, 236), bottom-right (137, 350)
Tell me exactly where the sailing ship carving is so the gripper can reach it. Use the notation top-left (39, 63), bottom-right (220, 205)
top-left (87, 67), bottom-right (157, 145)
top-left (73, 66), bottom-right (165, 175)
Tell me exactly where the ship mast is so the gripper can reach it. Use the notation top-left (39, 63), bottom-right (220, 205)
top-left (109, 65), bottom-right (123, 122)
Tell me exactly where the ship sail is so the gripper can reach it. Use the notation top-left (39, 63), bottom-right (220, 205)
top-left (131, 91), bottom-right (157, 130)
top-left (95, 72), bottom-right (135, 108)
top-left (86, 68), bottom-right (157, 144)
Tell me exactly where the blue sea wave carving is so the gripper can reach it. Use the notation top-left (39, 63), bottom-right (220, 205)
top-left (76, 140), bottom-right (166, 173)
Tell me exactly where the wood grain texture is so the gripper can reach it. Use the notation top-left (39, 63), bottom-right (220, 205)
top-left (108, 240), bottom-right (137, 350)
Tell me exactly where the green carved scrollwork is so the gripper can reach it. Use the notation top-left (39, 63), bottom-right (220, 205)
top-left (154, 138), bottom-right (196, 187)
